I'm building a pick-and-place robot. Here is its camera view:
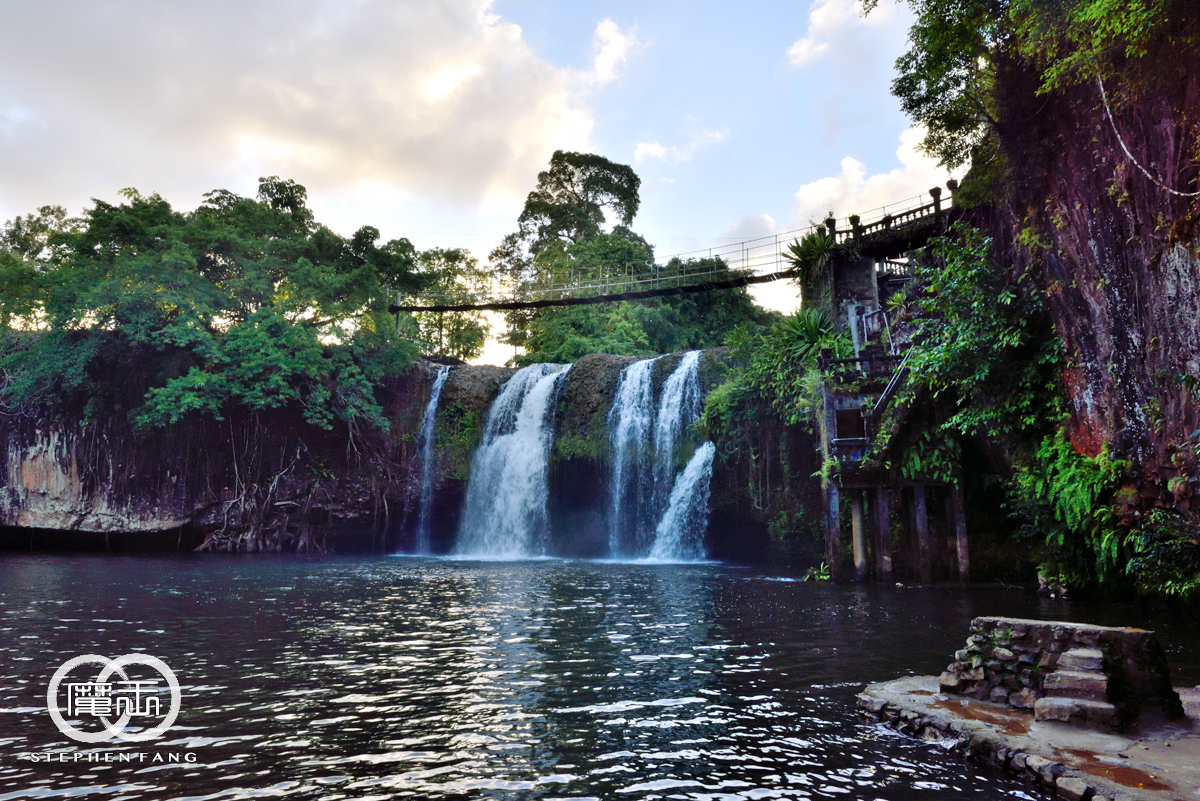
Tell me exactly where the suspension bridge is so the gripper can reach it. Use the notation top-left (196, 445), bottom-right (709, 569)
top-left (389, 182), bottom-right (957, 314)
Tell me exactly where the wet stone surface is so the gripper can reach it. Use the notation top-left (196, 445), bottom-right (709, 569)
top-left (860, 675), bottom-right (1200, 801)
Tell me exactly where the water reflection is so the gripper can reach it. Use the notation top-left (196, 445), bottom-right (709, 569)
top-left (1, 555), bottom-right (1195, 799)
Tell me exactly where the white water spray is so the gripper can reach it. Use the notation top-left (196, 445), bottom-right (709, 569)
top-left (607, 357), bottom-right (657, 555)
top-left (607, 351), bottom-right (713, 559)
top-left (455, 363), bottom-right (570, 558)
top-left (648, 442), bottom-right (716, 562)
top-left (413, 364), bottom-right (450, 554)
top-left (652, 351), bottom-right (703, 500)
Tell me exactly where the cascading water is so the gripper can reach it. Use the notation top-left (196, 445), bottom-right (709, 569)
top-left (412, 364), bottom-right (450, 554)
top-left (607, 351), bottom-right (713, 560)
top-left (455, 363), bottom-right (570, 559)
top-left (648, 441), bottom-right (716, 562)
top-left (607, 357), bottom-right (657, 555)
top-left (652, 351), bottom-right (703, 503)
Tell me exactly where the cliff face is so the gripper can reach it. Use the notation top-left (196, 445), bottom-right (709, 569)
top-left (981, 49), bottom-right (1200, 512)
top-left (0, 348), bottom-right (794, 559)
top-left (0, 362), bottom-right (508, 553)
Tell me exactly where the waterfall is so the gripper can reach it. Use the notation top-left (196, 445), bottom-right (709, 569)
top-left (455, 363), bottom-right (570, 559)
top-left (607, 351), bottom-right (712, 559)
top-left (652, 351), bottom-right (703, 502)
top-left (412, 364), bottom-right (450, 554)
top-left (607, 357), bottom-right (657, 556)
top-left (648, 442), bottom-right (716, 562)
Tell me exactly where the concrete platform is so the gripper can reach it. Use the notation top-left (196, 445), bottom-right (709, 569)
top-left (858, 675), bottom-right (1200, 801)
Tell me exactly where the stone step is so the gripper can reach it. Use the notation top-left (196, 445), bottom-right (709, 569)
top-left (1034, 696), bottom-right (1119, 729)
top-left (1043, 669), bottom-right (1108, 701)
top-left (1057, 647), bottom-right (1104, 672)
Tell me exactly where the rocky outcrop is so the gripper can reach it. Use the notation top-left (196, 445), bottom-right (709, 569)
top-left (978, 37), bottom-right (1200, 511)
top-left (3, 428), bottom-right (190, 533)
top-left (937, 616), bottom-right (1182, 729)
top-left (0, 346), bottom-right (816, 558)
top-left (0, 360), bottom-right (508, 553)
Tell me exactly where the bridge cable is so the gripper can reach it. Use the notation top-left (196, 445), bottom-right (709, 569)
top-left (1098, 77), bottom-right (1200, 198)
top-left (390, 268), bottom-right (798, 314)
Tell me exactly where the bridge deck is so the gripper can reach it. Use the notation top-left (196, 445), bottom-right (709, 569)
top-left (390, 185), bottom-right (956, 314)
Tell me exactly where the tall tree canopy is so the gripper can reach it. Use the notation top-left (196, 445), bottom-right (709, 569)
top-left (399, 247), bottom-right (490, 361)
top-left (0, 177), bottom-right (423, 430)
top-left (493, 152), bottom-right (778, 363)
top-left (518, 150), bottom-right (641, 253)
top-left (870, 0), bottom-right (1184, 169)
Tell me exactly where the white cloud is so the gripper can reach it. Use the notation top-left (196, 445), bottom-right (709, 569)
top-left (716, 126), bottom-right (956, 245)
top-left (0, 103), bottom-right (44, 139)
top-left (635, 141), bottom-right (668, 162)
top-left (791, 125), bottom-right (960, 227)
top-left (717, 125), bottom-right (961, 314)
top-left (786, 0), bottom-right (899, 69)
top-left (586, 18), bottom-right (640, 86)
top-left (0, 1), bottom-right (639, 223)
top-left (634, 126), bottom-right (727, 163)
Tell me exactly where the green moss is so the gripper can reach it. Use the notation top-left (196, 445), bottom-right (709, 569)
top-left (553, 403), bottom-right (610, 462)
top-left (436, 402), bottom-right (483, 481)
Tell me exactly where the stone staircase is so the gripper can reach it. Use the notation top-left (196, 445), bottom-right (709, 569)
top-left (1033, 648), bottom-right (1120, 729)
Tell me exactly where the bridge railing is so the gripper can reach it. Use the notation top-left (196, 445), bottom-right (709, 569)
top-left (405, 182), bottom-right (956, 306)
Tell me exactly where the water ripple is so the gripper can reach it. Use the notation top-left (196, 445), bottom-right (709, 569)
top-left (4, 556), bottom-right (1193, 799)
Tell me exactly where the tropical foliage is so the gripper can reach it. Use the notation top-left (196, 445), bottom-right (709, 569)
top-left (867, 0), bottom-right (1186, 168)
top-left (0, 178), bottom-right (423, 430)
top-left (495, 151), bottom-right (778, 363)
top-left (909, 224), bottom-right (1064, 438)
top-left (399, 248), bottom-right (490, 361)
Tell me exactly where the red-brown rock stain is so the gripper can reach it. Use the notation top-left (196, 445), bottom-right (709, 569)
top-left (932, 697), bottom-right (1031, 737)
top-left (1062, 748), bottom-right (1171, 792)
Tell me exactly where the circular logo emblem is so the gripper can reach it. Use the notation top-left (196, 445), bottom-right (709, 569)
top-left (47, 654), bottom-right (180, 743)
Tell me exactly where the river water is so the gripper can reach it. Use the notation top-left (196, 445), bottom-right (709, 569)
top-left (2, 556), bottom-right (1197, 800)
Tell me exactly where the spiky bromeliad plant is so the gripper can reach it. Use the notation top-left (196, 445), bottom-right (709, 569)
top-left (784, 229), bottom-right (836, 287)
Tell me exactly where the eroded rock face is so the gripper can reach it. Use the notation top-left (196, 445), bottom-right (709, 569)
top-left (0, 348), bottom-right (805, 558)
top-left (980, 50), bottom-right (1200, 509)
top-left (0, 361), bottom-right (511, 553)
top-left (2, 428), bottom-right (190, 533)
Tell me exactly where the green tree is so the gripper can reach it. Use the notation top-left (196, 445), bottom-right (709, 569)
top-left (0, 177), bottom-right (423, 430)
top-left (517, 303), bottom-right (653, 366)
top-left (0, 206), bottom-right (79, 328)
top-left (868, 0), bottom-right (1186, 169)
top-left (401, 248), bottom-right (490, 361)
top-left (632, 256), bottom-right (780, 354)
top-left (494, 152), bottom-right (777, 360)
top-left (516, 149), bottom-right (641, 255)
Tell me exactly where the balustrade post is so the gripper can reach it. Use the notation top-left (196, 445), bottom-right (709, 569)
top-left (849, 214), bottom-right (861, 244)
top-left (873, 488), bottom-right (893, 581)
top-left (913, 484), bottom-right (932, 583)
top-left (824, 216), bottom-right (837, 241)
top-left (850, 491), bottom-right (867, 581)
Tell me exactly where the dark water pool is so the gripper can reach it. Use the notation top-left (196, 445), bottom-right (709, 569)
top-left (1, 556), bottom-right (1197, 799)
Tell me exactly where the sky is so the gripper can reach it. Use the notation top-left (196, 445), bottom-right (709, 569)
top-left (0, 0), bottom-right (956, 365)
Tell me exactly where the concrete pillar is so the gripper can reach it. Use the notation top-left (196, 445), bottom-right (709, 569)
top-left (949, 483), bottom-right (969, 582)
top-left (873, 488), bottom-right (893, 581)
top-left (824, 481), bottom-right (843, 581)
top-left (850, 491), bottom-right (867, 581)
top-left (913, 483), bottom-right (932, 583)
